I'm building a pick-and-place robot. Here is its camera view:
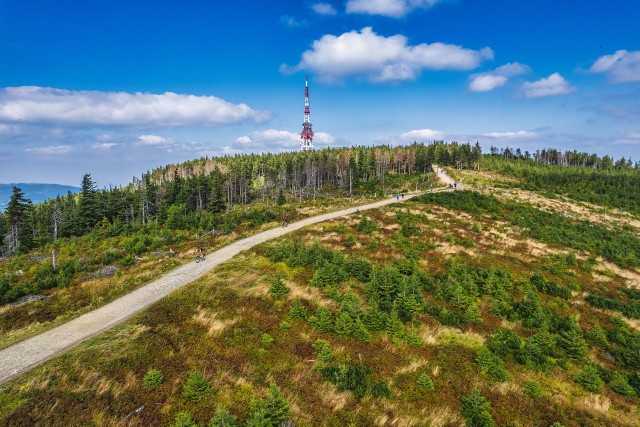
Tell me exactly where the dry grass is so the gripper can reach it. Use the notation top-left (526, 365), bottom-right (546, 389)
top-left (419, 325), bottom-right (485, 349)
top-left (192, 306), bottom-right (237, 336)
top-left (579, 394), bottom-right (611, 414)
top-left (422, 405), bottom-right (464, 427)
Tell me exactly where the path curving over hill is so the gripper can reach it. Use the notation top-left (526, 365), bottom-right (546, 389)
top-left (0, 189), bottom-right (451, 385)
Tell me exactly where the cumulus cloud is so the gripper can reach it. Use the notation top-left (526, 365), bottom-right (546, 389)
top-left (24, 145), bottom-right (74, 155)
top-left (483, 130), bottom-right (536, 139)
top-left (522, 73), bottom-right (574, 98)
top-left (234, 129), bottom-right (335, 151)
top-left (312, 3), bottom-right (337, 15)
top-left (469, 62), bottom-right (530, 92)
top-left (401, 128), bottom-right (446, 141)
top-left (0, 86), bottom-right (269, 127)
top-left (346, 0), bottom-right (441, 18)
top-left (282, 27), bottom-right (493, 83)
top-left (589, 50), bottom-right (640, 83)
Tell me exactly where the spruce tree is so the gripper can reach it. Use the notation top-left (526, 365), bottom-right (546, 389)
top-left (309, 307), bottom-right (334, 333)
top-left (77, 174), bottom-right (101, 234)
top-left (4, 186), bottom-right (32, 254)
top-left (461, 389), bottom-right (494, 427)
top-left (289, 298), bottom-right (308, 320)
top-left (385, 310), bottom-right (404, 339)
top-left (208, 407), bottom-right (239, 427)
top-left (269, 275), bottom-right (290, 298)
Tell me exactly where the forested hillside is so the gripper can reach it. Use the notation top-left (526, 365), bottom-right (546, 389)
top-left (1, 142), bottom-right (640, 426)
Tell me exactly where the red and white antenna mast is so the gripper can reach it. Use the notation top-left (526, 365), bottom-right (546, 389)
top-left (300, 75), bottom-right (314, 152)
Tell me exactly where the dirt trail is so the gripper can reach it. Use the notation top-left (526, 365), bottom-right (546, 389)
top-left (433, 165), bottom-right (462, 189)
top-left (0, 190), bottom-right (443, 385)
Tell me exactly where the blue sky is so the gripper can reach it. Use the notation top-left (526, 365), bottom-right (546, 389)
top-left (1, 0), bottom-right (639, 186)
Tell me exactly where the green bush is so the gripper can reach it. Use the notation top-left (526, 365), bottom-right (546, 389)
top-left (268, 275), bottom-right (290, 298)
top-left (143, 368), bottom-right (164, 388)
top-left (355, 217), bottom-right (378, 234)
top-left (246, 383), bottom-right (291, 427)
top-left (416, 374), bottom-right (435, 391)
top-left (609, 372), bottom-right (635, 396)
top-left (289, 298), bottom-right (308, 320)
top-left (208, 407), bottom-right (239, 427)
top-left (522, 380), bottom-right (543, 397)
top-left (371, 380), bottom-right (391, 398)
top-left (461, 389), bottom-right (494, 427)
top-left (575, 365), bottom-right (604, 393)
top-left (182, 370), bottom-right (212, 403)
top-left (312, 340), bottom-right (334, 363)
top-left (170, 412), bottom-right (198, 427)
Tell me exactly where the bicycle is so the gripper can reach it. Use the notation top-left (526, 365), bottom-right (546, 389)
top-left (195, 253), bottom-right (206, 263)
top-left (281, 220), bottom-right (288, 228)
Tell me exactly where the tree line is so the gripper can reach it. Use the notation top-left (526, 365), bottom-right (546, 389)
top-left (0, 142), bottom-right (481, 257)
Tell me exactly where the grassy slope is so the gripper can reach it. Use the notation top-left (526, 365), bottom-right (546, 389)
top-left (1, 184), bottom-right (640, 426)
top-left (0, 195), bottom-right (403, 351)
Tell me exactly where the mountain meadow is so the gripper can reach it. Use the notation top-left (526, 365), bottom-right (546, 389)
top-left (1, 143), bottom-right (640, 426)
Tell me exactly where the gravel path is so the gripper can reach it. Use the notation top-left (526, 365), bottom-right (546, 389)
top-left (0, 191), bottom-right (434, 385)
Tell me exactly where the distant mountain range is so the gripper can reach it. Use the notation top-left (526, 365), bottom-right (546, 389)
top-left (0, 183), bottom-right (80, 211)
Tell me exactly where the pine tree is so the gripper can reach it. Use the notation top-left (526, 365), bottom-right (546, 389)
top-left (364, 302), bottom-right (387, 331)
top-left (264, 383), bottom-right (291, 425)
top-left (385, 310), bottom-right (404, 339)
top-left (334, 311), bottom-right (355, 336)
top-left (208, 407), bottom-right (239, 427)
top-left (352, 317), bottom-right (372, 342)
top-left (208, 167), bottom-right (226, 213)
top-left (4, 186), bottom-right (32, 254)
top-left (289, 298), bottom-right (308, 320)
top-left (309, 307), bottom-right (334, 333)
top-left (575, 364), bottom-right (604, 393)
top-left (558, 318), bottom-right (588, 361)
top-left (269, 275), bottom-right (290, 298)
top-left (77, 174), bottom-right (101, 234)
top-left (416, 374), bottom-right (435, 391)
top-left (461, 389), bottom-right (494, 427)
top-left (475, 347), bottom-right (509, 382)
top-left (171, 412), bottom-right (198, 427)
top-left (463, 302), bottom-right (484, 324)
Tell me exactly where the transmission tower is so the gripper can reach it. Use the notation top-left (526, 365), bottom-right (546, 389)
top-left (300, 75), bottom-right (314, 152)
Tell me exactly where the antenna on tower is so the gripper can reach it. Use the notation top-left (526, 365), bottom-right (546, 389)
top-left (300, 75), bottom-right (314, 152)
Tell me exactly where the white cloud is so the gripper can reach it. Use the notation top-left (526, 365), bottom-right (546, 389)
top-left (613, 130), bottom-right (640, 145)
top-left (522, 73), bottom-right (574, 98)
top-left (0, 86), bottom-right (269, 127)
top-left (470, 75), bottom-right (508, 92)
top-left (483, 130), bottom-right (536, 139)
top-left (401, 128), bottom-right (446, 141)
top-left (136, 134), bottom-right (174, 146)
top-left (282, 27), bottom-right (493, 83)
top-left (312, 3), bottom-right (337, 15)
top-left (589, 50), bottom-right (640, 83)
top-left (234, 129), bottom-right (335, 151)
top-left (24, 145), bottom-right (74, 155)
top-left (469, 62), bottom-right (530, 92)
top-left (346, 0), bottom-right (441, 18)
top-left (91, 142), bottom-right (117, 151)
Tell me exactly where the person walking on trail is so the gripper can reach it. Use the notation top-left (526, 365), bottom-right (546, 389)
top-left (401, 193), bottom-right (404, 199)
top-left (396, 193), bottom-right (399, 200)
top-left (454, 182), bottom-right (457, 189)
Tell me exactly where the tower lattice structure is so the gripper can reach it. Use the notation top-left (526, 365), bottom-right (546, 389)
top-left (300, 75), bottom-right (314, 152)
